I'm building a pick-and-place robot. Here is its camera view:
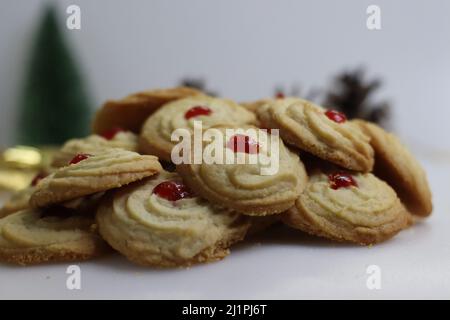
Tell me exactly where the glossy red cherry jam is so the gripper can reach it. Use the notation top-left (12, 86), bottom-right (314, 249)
top-left (152, 181), bottom-right (193, 201)
top-left (101, 127), bottom-right (124, 140)
top-left (275, 91), bottom-right (285, 99)
top-left (328, 172), bottom-right (358, 190)
top-left (184, 106), bottom-right (212, 119)
top-left (69, 153), bottom-right (91, 165)
top-left (227, 134), bottom-right (260, 154)
top-left (325, 110), bottom-right (347, 123)
top-left (31, 172), bottom-right (47, 186)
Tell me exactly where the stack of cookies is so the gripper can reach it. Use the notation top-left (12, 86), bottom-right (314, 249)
top-left (0, 87), bottom-right (432, 267)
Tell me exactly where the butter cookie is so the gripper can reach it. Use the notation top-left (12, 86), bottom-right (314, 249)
top-left (0, 208), bottom-right (108, 265)
top-left (139, 96), bottom-right (257, 161)
top-left (0, 172), bottom-right (49, 218)
top-left (355, 120), bottom-right (432, 217)
top-left (92, 87), bottom-right (204, 134)
top-left (256, 98), bottom-right (374, 172)
top-left (177, 125), bottom-right (308, 216)
top-left (30, 149), bottom-right (162, 208)
top-left (52, 131), bottom-right (138, 167)
top-left (282, 170), bottom-right (411, 245)
top-left (96, 171), bottom-right (250, 267)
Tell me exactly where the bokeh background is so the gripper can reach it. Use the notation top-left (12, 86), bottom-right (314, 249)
top-left (0, 0), bottom-right (449, 154)
top-left (1, 0), bottom-right (450, 299)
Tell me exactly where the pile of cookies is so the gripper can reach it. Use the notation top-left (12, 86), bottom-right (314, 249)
top-left (0, 87), bottom-right (432, 267)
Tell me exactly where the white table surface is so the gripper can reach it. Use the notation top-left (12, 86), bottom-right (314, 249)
top-left (0, 156), bottom-right (449, 300)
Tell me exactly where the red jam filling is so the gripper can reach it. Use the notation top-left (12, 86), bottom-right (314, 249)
top-left (69, 153), bottom-right (91, 165)
top-left (275, 91), bottom-right (285, 99)
top-left (152, 181), bottom-right (193, 201)
top-left (328, 172), bottom-right (358, 190)
top-left (31, 172), bottom-right (47, 187)
top-left (325, 110), bottom-right (347, 123)
top-left (184, 106), bottom-right (212, 119)
top-left (101, 127), bottom-right (124, 140)
top-left (227, 134), bottom-right (260, 154)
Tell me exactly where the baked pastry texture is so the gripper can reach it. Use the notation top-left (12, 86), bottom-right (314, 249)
top-left (139, 96), bottom-right (257, 161)
top-left (0, 171), bottom-right (49, 218)
top-left (177, 125), bottom-right (308, 216)
top-left (282, 170), bottom-right (411, 245)
top-left (0, 86), bottom-right (434, 267)
top-left (30, 149), bottom-right (162, 208)
top-left (52, 131), bottom-right (138, 167)
top-left (256, 98), bottom-right (374, 172)
top-left (0, 187), bottom-right (35, 218)
top-left (96, 171), bottom-right (250, 267)
top-left (0, 208), bottom-right (108, 265)
top-left (92, 87), bottom-right (203, 134)
top-left (241, 98), bottom-right (273, 113)
top-left (355, 120), bottom-right (432, 217)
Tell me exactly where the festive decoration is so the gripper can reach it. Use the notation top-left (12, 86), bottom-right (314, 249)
top-left (0, 146), bottom-right (57, 191)
top-left (323, 69), bottom-right (390, 127)
top-left (17, 5), bottom-right (92, 146)
top-left (179, 78), bottom-right (218, 97)
top-left (179, 71), bottom-right (390, 128)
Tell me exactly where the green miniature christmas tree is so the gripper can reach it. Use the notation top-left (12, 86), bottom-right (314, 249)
top-left (17, 5), bottom-right (92, 146)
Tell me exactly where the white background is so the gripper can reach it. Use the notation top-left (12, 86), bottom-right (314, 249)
top-left (1, 0), bottom-right (450, 151)
top-left (1, 157), bottom-right (449, 299)
top-left (0, 0), bottom-right (449, 299)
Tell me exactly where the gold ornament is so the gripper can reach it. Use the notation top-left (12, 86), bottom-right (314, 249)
top-left (0, 146), bottom-right (57, 191)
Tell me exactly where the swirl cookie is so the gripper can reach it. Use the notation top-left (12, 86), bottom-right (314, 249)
top-left (30, 149), bottom-right (162, 208)
top-left (355, 120), bottom-right (432, 217)
top-left (0, 188), bottom-right (34, 219)
top-left (139, 96), bottom-right (257, 161)
top-left (177, 125), bottom-right (308, 216)
top-left (96, 171), bottom-right (250, 267)
top-left (241, 98), bottom-right (273, 114)
top-left (0, 208), bottom-right (108, 265)
top-left (52, 131), bottom-right (138, 167)
top-left (282, 171), bottom-right (411, 245)
top-left (256, 98), bottom-right (374, 172)
top-left (92, 87), bottom-right (204, 134)
top-left (0, 172), bottom-right (49, 218)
